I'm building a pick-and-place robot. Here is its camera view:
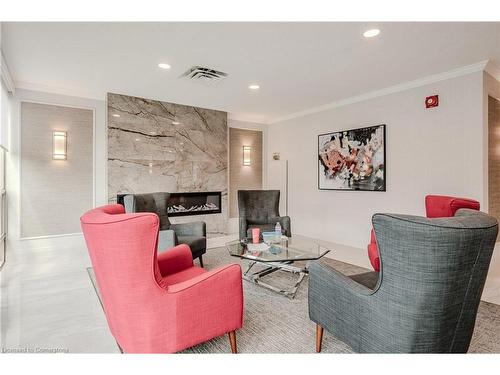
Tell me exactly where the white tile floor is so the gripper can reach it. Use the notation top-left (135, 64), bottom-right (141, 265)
top-left (1, 237), bottom-right (499, 353)
top-left (0, 242), bottom-right (119, 353)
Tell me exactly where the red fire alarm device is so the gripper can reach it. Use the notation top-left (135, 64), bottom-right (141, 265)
top-left (425, 95), bottom-right (439, 108)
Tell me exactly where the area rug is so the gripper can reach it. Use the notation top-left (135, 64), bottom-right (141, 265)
top-left (88, 246), bottom-right (500, 353)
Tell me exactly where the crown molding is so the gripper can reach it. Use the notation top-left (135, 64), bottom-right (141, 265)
top-left (227, 112), bottom-right (270, 125)
top-left (14, 80), bottom-right (104, 101)
top-left (1, 50), bottom-right (15, 94)
top-left (268, 60), bottom-right (489, 125)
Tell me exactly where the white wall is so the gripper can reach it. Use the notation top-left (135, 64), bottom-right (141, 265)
top-left (267, 71), bottom-right (485, 249)
top-left (7, 89), bottom-right (106, 250)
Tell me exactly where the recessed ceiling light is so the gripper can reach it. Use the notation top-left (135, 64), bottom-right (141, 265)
top-left (112, 114), bottom-right (120, 118)
top-left (363, 29), bottom-right (380, 38)
top-left (172, 121), bottom-right (180, 125)
top-left (249, 84), bottom-right (260, 90)
top-left (158, 63), bottom-right (171, 70)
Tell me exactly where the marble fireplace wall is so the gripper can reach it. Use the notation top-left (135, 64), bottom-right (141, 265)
top-left (107, 93), bottom-right (228, 237)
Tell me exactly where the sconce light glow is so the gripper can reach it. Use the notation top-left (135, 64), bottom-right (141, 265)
top-left (52, 131), bottom-right (67, 160)
top-left (243, 146), bottom-right (251, 166)
top-left (158, 63), bottom-right (171, 70)
top-left (248, 84), bottom-right (260, 90)
top-left (363, 29), bottom-right (380, 38)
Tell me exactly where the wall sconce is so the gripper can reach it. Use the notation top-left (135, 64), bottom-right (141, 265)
top-left (52, 131), bottom-right (67, 160)
top-left (243, 146), bottom-right (251, 166)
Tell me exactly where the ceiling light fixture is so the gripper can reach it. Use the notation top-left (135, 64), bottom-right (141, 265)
top-left (112, 114), bottom-right (120, 118)
top-left (249, 84), bottom-right (260, 90)
top-left (363, 29), bottom-right (380, 38)
top-left (158, 63), bottom-right (171, 70)
top-left (172, 121), bottom-right (180, 125)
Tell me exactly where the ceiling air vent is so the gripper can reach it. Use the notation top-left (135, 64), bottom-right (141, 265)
top-left (182, 66), bottom-right (228, 86)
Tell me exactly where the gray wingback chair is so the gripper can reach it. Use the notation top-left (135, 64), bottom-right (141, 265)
top-left (123, 193), bottom-right (207, 267)
top-left (237, 190), bottom-right (291, 240)
top-left (309, 209), bottom-right (498, 353)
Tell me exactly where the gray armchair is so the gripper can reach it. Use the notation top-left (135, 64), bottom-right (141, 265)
top-left (123, 192), bottom-right (207, 267)
top-left (309, 209), bottom-right (498, 353)
top-left (237, 190), bottom-right (291, 240)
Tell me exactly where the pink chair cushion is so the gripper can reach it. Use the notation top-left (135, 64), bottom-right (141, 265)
top-left (425, 195), bottom-right (480, 218)
top-left (81, 204), bottom-right (243, 353)
top-left (162, 266), bottom-right (207, 285)
top-left (367, 241), bottom-right (380, 272)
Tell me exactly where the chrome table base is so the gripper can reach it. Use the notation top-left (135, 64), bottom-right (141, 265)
top-left (242, 260), bottom-right (308, 299)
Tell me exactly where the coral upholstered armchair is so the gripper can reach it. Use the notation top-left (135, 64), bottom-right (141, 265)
top-left (367, 195), bottom-right (480, 272)
top-left (81, 204), bottom-right (243, 353)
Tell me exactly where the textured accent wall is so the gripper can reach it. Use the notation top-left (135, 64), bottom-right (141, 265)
top-left (20, 102), bottom-right (93, 237)
top-left (488, 95), bottom-right (500, 230)
top-left (229, 128), bottom-right (263, 217)
top-left (107, 93), bottom-right (228, 237)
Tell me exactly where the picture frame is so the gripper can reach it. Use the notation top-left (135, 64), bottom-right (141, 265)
top-left (318, 124), bottom-right (386, 191)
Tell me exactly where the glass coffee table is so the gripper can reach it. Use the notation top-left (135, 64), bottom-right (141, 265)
top-left (226, 236), bottom-right (331, 299)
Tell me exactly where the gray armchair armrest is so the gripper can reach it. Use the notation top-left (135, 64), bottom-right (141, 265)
top-left (308, 260), bottom-right (380, 352)
top-left (309, 260), bottom-right (377, 297)
top-left (158, 229), bottom-right (178, 252)
top-left (308, 260), bottom-right (376, 333)
top-left (170, 221), bottom-right (206, 238)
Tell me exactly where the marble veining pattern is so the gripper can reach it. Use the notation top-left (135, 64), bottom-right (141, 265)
top-left (107, 93), bottom-right (228, 237)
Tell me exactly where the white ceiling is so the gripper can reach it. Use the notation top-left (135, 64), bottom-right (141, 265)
top-left (2, 22), bottom-right (500, 123)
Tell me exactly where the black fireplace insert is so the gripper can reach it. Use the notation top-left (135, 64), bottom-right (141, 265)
top-left (116, 191), bottom-right (222, 217)
top-left (167, 191), bottom-right (222, 217)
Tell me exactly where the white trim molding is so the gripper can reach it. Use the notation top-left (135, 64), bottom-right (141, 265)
top-left (14, 80), bottom-right (104, 102)
top-left (269, 60), bottom-right (490, 124)
top-left (486, 60), bottom-right (500, 82)
top-left (1, 50), bottom-right (15, 94)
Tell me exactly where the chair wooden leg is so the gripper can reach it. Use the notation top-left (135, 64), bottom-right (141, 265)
top-left (316, 324), bottom-right (324, 353)
top-left (228, 330), bottom-right (237, 353)
top-left (199, 255), bottom-right (204, 268)
top-left (116, 341), bottom-right (124, 354)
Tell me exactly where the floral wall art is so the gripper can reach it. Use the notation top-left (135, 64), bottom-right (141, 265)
top-left (318, 125), bottom-right (386, 191)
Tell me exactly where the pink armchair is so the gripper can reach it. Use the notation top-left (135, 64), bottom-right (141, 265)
top-left (81, 204), bottom-right (243, 353)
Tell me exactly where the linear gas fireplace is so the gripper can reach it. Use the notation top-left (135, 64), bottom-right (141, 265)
top-left (167, 191), bottom-right (222, 217)
top-left (116, 192), bottom-right (222, 217)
